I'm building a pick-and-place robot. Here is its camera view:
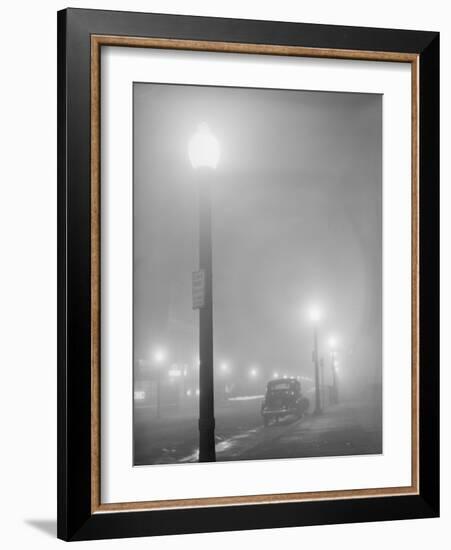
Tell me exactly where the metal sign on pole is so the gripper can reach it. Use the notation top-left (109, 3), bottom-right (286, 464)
top-left (192, 270), bottom-right (205, 309)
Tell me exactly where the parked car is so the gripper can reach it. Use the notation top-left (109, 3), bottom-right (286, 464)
top-left (261, 377), bottom-right (309, 426)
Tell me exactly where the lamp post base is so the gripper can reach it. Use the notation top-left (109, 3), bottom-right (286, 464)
top-left (198, 417), bottom-right (216, 462)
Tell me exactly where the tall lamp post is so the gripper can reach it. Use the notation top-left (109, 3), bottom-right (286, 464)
top-left (153, 348), bottom-right (167, 418)
top-left (188, 123), bottom-right (220, 462)
top-left (220, 362), bottom-right (229, 401)
top-left (308, 306), bottom-right (322, 415)
top-left (328, 336), bottom-right (339, 405)
top-left (331, 358), bottom-right (339, 404)
top-left (319, 356), bottom-right (325, 409)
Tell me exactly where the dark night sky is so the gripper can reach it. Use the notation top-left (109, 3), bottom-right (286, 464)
top-left (133, 83), bottom-right (382, 386)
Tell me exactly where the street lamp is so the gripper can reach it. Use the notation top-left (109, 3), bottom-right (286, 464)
top-left (328, 335), bottom-right (339, 405)
top-left (220, 362), bottom-right (229, 373)
top-left (153, 348), bottom-right (167, 364)
top-left (189, 123), bottom-right (220, 462)
top-left (308, 305), bottom-right (322, 415)
top-left (328, 336), bottom-right (337, 349)
top-left (152, 347), bottom-right (167, 418)
top-left (308, 306), bottom-right (322, 324)
top-left (319, 356), bottom-right (325, 409)
top-left (168, 364), bottom-right (183, 410)
top-left (219, 362), bottom-right (230, 401)
top-left (188, 123), bottom-right (220, 169)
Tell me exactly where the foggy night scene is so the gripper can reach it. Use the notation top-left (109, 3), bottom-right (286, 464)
top-left (132, 82), bottom-right (382, 465)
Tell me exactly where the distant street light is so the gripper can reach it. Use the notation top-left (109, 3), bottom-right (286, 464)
top-left (153, 348), bottom-right (167, 364)
top-left (328, 336), bottom-right (337, 349)
top-left (152, 347), bottom-right (167, 418)
top-left (331, 357), bottom-right (339, 404)
top-left (220, 362), bottom-right (229, 373)
top-left (273, 372), bottom-right (279, 379)
top-left (180, 365), bottom-right (188, 405)
top-left (219, 362), bottom-right (230, 401)
top-left (189, 123), bottom-right (220, 463)
top-left (168, 365), bottom-right (183, 411)
top-left (319, 356), bottom-right (325, 408)
top-left (308, 305), bottom-right (322, 415)
top-left (308, 305), bottom-right (322, 324)
top-left (328, 335), bottom-right (339, 405)
top-left (250, 367), bottom-right (258, 378)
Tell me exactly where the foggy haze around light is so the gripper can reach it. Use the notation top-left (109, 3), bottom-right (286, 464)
top-left (133, 83), bottom-right (382, 393)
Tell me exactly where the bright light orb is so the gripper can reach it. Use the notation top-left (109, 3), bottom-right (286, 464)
top-left (328, 336), bottom-right (338, 349)
top-left (220, 362), bottom-right (229, 373)
top-left (188, 123), bottom-right (220, 169)
top-left (153, 348), bottom-right (167, 364)
top-left (250, 368), bottom-right (258, 378)
top-left (308, 305), bottom-right (322, 323)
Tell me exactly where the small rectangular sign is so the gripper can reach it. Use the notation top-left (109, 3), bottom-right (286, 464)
top-left (192, 270), bottom-right (205, 309)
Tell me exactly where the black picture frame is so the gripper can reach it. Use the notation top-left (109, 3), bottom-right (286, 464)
top-left (57, 7), bottom-right (439, 541)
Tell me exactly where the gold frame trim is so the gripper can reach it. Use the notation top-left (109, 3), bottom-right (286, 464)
top-left (90, 35), bottom-right (420, 514)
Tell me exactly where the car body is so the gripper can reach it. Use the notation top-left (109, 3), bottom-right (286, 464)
top-left (261, 377), bottom-right (309, 426)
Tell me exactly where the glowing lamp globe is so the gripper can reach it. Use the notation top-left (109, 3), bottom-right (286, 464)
top-left (308, 305), bottom-right (322, 323)
top-left (188, 123), bottom-right (220, 169)
top-left (153, 348), bottom-right (167, 364)
top-left (328, 336), bottom-right (338, 349)
top-left (220, 362), bottom-right (229, 373)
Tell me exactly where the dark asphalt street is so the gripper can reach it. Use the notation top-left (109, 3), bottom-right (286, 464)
top-left (134, 396), bottom-right (382, 465)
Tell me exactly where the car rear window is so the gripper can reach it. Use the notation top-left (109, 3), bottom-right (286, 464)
top-left (269, 382), bottom-right (292, 391)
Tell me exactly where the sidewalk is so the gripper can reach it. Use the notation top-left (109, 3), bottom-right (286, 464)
top-left (238, 400), bottom-right (382, 461)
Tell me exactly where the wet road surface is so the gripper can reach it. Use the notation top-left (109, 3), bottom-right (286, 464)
top-left (134, 397), bottom-right (381, 465)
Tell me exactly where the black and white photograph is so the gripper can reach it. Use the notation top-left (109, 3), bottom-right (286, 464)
top-left (133, 83), bottom-right (383, 466)
top-left (49, 4), bottom-right (441, 543)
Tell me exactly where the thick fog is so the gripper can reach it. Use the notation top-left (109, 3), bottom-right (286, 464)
top-left (133, 83), bottom-right (382, 464)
